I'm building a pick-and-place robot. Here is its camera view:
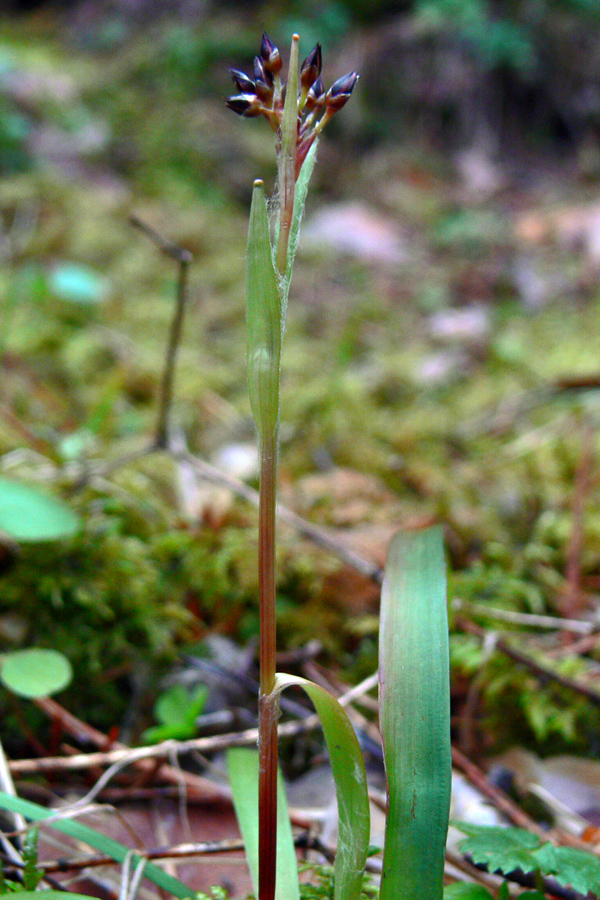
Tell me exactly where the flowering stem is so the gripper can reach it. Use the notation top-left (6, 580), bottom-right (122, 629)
top-left (257, 35), bottom-right (301, 900)
top-left (226, 34), bottom-right (359, 900)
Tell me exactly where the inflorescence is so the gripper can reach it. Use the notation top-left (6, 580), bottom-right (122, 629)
top-left (226, 33), bottom-right (359, 178)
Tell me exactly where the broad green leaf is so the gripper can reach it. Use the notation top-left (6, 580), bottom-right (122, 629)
top-left (227, 747), bottom-right (299, 900)
top-left (0, 792), bottom-right (193, 898)
top-left (246, 179), bottom-right (282, 441)
top-left (379, 526), bottom-right (451, 900)
top-left (444, 884), bottom-right (495, 900)
top-left (452, 822), bottom-right (542, 849)
top-left (531, 840), bottom-right (557, 873)
top-left (1, 649), bottom-right (72, 698)
top-left (273, 673), bottom-right (370, 900)
top-left (454, 823), bottom-right (600, 897)
top-left (454, 824), bottom-right (542, 874)
top-left (552, 846), bottom-right (600, 895)
top-left (0, 477), bottom-right (81, 542)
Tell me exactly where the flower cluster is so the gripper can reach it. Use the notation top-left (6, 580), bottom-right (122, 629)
top-left (226, 33), bottom-right (359, 178)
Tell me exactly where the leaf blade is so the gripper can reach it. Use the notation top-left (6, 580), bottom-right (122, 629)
top-left (227, 747), bottom-right (300, 900)
top-left (273, 673), bottom-right (370, 900)
top-left (379, 526), bottom-right (451, 900)
top-left (0, 478), bottom-right (81, 542)
top-left (1, 649), bottom-right (72, 698)
top-left (246, 179), bottom-right (282, 441)
top-left (0, 791), bottom-right (193, 898)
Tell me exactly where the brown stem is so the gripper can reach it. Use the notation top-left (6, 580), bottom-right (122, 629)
top-left (129, 214), bottom-right (193, 449)
top-left (258, 432), bottom-right (278, 900)
top-left (155, 252), bottom-right (191, 449)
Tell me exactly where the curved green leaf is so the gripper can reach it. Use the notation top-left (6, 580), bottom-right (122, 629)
top-left (273, 673), bottom-right (370, 900)
top-left (227, 747), bottom-right (299, 900)
top-left (379, 526), bottom-right (451, 900)
top-left (0, 477), bottom-right (81, 542)
top-left (1, 649), bottom-right (72, 698)
top-left (279, 140), bottom-right (318, 322)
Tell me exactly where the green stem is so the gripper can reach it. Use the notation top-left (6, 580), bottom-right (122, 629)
top-left (258, 430), bottom-right (278, 900)
top-left (276, 35), bottom-right (299, 276)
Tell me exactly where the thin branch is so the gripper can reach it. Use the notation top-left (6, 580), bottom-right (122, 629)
top-left (12, 840), bottom-right (247, 875)
top-left (70, 443), bottom-right (383, 582)
top-left (562, 419), bottom-right (595, 618)
top-left (9, 717), bottom-right (319, 783)
top-left (0, 737), bottom-right (25, 867)
top-left (33, 696), bottom-right (228, 804)
top-left (452, 599), bottom-right (597, 634)
top-left (129, 214), bottom-right (192, 449)
top-left (171, 448), bottom-right (383, 582)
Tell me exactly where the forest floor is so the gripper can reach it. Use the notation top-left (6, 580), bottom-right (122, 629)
top-left (3, 5), bottom-right (600, 897)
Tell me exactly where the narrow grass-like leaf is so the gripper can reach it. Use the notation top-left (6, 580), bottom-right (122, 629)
top-left (278, 141), bottom-right (318, 323)
top-left (273, 673), bottom-right (370, 900)
top-left (227, 748), bottom-right (300, 900)
top-left (9, 893), bottom-right (93, 900)
top-left (0, 792), bottom-right (193, 898)
top-left (246, 178), bottom-right (282, 441)
top-left (379, 526), bottom-right (451, 900)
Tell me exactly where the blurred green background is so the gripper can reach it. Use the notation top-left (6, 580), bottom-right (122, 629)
top-left (3, 0), bottom-right (600, 756)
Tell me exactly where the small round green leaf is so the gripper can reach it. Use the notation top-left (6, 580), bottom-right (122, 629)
top-left (0, 477), bottom-right (81, 542)
top-left (1, 649), bottom-right (73, 698)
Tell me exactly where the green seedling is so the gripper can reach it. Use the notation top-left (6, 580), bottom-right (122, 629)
top-left (141, 683), bottom-right (208, 744)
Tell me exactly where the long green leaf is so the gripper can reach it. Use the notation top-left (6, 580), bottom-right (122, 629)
top-left (8, 893), bottom-right (94, 900)
top-left (227, 747), bottom-right (300, 900)
top-left (379, 526), bottom-right (451, 900)
top-left (273, 673), bottom-right (370, 900)
top-left (0, 791), bottom-right (193, 898)
top-left (279, 141), bottom-right (318, 324)
top-left (246, 178), bottom-right (282, 441)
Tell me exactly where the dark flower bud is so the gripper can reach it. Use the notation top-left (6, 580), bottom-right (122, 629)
top-left (305, 75), bottom-right (325, 112)
top-left (254, 56), bottom-right (274, 86)
top-left (325, 71), bottom-right (359, 112)
top-left (225, 94), bottom-right (263, 117)
top-left (300, 43), bottom-right (322, 91)
top-left (260, 33), bottom-right (282, 75)
top-left (254, 55), bottom-right (274, 102)
top-left (229, 67), bottom-right (256, 94)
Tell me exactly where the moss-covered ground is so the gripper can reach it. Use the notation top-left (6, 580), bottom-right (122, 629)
top-left (2, 7), bottom-right (600, 755)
